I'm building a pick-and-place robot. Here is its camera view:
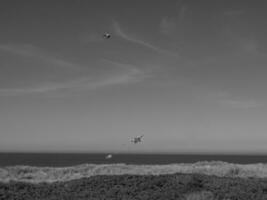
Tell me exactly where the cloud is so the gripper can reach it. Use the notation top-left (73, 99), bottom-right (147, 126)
top-left (209, 90), bottom-right (263, 108)
top-left (224, 9), bottom-right (245, 17)
top-left (177, 4), bottom-right (187, 22)
top-left (79, 32), bottom-right (105, 43)
top-left (239, 38), bottom-right (260, 55)
top-left (100, 59), bottom-right (151, 84)
top-left (0, 44), bottom-right (79, 69)
top-left (193, 86), bottom-right (264, 109)
top-left (221, 25), bottom-right (262, 56)
top-left (159, 3), bottom-right (187, 37)
top-left (160, 17), bottom-right (177, 35)
top-left (0, 80), bottom-right (82, 96)
top-left (219, 99), bottom-right (262, 108)
top-left (0, 60), bottom-right (149, 96)
top-left (102, 59), bottom-right (145, 76)
top-left (111, 20), bottom-right (179, 58)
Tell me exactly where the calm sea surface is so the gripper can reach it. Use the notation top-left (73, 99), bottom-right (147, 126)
top-left (1, 153), bottom-right (267, 167)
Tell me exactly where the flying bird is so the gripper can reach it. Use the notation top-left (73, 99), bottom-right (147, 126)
top-left (131, 134), bottom-right (144, 144)
top-left (103, 33), bottom-right (111, 39)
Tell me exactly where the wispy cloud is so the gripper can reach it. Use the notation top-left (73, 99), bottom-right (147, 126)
top-left (79, 32), bottom-right (105, 43)
top-left (0, 79), bottom-right (85, 96)
top-left (224, 9), bottom-right (245, 17)
top-left (160, 17), bottom-right (177, 35)
top-left (209, 90), bottom-right (263, 108)
top-left (0, 44), bottom-right (79, 69)
top-left (111, 20), bottom-right (179, 58)
top-left (219, 99), bottom-right (262, 108)
top-left (0, 60), bottom-right (149, 96)
top-left (192, 86), bottom-right (264, 109)
top-left (224, 32), bottom-right (261, 55)
top-left (102, 59), bottom-right (145, 76)
top-left (177, 4), bottom-right (187, 22)
top-left (100, 59), bottom-right (152, 84)
top-left (160, 3), bottom-right (187, 36)
top-left (239, 38), bottom-right (260, 55)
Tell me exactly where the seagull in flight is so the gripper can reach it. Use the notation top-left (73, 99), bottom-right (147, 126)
top-left (103, 33), bottom-right (111, 39)
top-left (131, 134), bottom-right (144, 144)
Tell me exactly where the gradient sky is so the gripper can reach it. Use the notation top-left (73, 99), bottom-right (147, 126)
top-left (1, 0), bottom-right (267, 153)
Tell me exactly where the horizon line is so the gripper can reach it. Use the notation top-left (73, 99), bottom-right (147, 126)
top-left (1, 151), bottom-right (267, 155)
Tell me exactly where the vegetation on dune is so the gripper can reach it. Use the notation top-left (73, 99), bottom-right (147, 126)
top-left (1, 173), bottom-right (267, 200)
top-left (2, 161), bottom-right (267, 183)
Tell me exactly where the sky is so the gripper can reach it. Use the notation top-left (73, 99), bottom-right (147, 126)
top-left (1, 0), bottom-right (267, 153)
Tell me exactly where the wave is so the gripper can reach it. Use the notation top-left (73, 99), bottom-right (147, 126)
top-left (1, 161), bottom-right (267, 183)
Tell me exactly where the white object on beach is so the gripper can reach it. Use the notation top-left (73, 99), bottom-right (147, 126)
top-left (105, 154), bottom-right (112, 159)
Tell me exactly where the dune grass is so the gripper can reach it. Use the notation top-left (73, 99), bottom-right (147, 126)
top-left (1, 161), bottom-right (267, 183)
top-left (1, 173), bottom-right (267, 200)
top-left (1, 161), bottom-right (267, 199)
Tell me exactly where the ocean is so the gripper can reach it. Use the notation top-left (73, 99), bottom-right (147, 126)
top-left (1, 153), bottom-right (267, 167)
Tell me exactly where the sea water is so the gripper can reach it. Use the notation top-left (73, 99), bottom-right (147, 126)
top-left (1, 153), bottom-right (267, 167)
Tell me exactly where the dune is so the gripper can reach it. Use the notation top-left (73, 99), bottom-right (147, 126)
top-left (1, 161), bottom-right (267, 183)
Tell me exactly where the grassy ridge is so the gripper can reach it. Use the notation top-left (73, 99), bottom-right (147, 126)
top-left (2, 161), bottom-right (267, 183)
top-left (1, 173), bottom-right (267, 200)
